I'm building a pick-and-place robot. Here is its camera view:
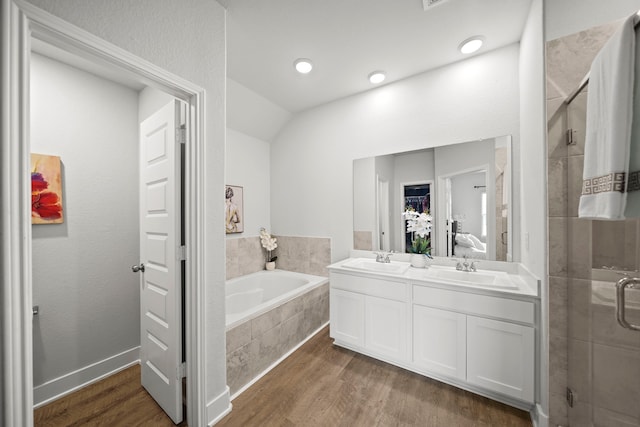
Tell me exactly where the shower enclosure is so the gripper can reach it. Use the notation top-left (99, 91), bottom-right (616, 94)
top-left (547, 19), bottom-right (640, 427)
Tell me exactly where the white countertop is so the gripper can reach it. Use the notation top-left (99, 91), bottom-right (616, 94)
top-left (328, 256), bottom-right (539, 298)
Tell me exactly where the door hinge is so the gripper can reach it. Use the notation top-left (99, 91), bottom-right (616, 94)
top-left (566, 128), bottom-right (576, 146)
top-left (176, 125), bottom-right (186, 145)
top-left (178, 362), bottom-right (186, 379)
top-left (566, 387), bottom-right (574, 407)
top-left (178, 245), bottom-right (186, 261)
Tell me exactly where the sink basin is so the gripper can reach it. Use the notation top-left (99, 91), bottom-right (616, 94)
top-left (342, 259), bottom-right (411, 275)
top-left (430, 268), bottom-right (518, 289)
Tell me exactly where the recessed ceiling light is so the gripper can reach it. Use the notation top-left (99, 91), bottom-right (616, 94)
top-left (368, 71), bottom-right (386, 84)
top-left (459, 36), bottom-right (484, 54)
top-left (294, 58), bottom-right (313, 74)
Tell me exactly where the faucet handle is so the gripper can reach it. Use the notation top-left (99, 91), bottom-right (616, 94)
top-left (470, 261), bottom-right (479, 272)
top-left (455, 259), bottom-right (463, 271)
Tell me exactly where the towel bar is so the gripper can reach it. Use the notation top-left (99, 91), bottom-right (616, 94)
top-left (616, 277), bottom-right (640, 331)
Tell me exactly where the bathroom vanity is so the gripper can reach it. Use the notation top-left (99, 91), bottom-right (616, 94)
top-left (328, 257), bottom-right (539, 411)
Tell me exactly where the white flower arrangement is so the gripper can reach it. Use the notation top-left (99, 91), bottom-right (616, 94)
top-left (402, 207), bottom-right (432, 254)
top-left (260, 228), bottom-right (278, 262)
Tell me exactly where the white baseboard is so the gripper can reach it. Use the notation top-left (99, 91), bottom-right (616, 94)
top-left (33, 346), bottom-right (140, 408)
top-left (207, 386), bottom-right (232, 426)
top-left (230, 321), bottom-right (329, 401)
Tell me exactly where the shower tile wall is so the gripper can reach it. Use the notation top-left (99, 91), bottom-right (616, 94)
top-left (546, 19), bottom-right (640, 426)
top-left (226, 235), bottom-right (331, 279)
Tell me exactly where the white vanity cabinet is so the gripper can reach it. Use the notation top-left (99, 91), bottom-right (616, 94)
top-left (466, 316), bottom-right (534, 402)
top-left (330, 288), bottom-right (365, 347)
top-left (330, 272), bottom-right (408, 363)
top-left (329, 266), bottom-right (538, 410)
top-left (413, 305), bottom-right (466, 380)
top-left (412, 284), bottom-right (535, 404)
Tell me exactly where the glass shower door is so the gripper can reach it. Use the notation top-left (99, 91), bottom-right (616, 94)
top-left (566, 91), bottom-right (640, 427)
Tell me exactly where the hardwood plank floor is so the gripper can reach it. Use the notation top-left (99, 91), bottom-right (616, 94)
top-left (218, 326), bottom-right (532, 427)
top-left (34, 364), bottom-right (186, 427)
top-left (35, 326), bottom-right (532, 426)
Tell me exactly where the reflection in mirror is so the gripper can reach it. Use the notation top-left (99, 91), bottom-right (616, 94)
top-left (445, 169), bottom-right (488, 259)
top-left (353, 136), bottom-right (512, 261)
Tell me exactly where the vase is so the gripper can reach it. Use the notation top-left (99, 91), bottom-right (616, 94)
top-left (265, 261), bottom-right (276, 271)
top-left (410, 254), bottom-right (427, 268)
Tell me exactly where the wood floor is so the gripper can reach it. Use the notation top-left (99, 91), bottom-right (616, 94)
top-left (218, 327), bottom-right (532, 427)
top-left (35, 327), bottom-right (532, 427)
top-left (34, 364), bottom-right (186, 427)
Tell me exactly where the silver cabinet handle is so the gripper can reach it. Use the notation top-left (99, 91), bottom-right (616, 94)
top-left (616, 277), bottom-right (640, 331)
top-left (131, 263), bottom-right (145, 273)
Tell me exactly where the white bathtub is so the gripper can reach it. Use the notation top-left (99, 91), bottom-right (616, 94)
top-left (225, 269), bottom-right (328, 330)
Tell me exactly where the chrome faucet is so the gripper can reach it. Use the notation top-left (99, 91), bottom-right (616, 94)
top-left (456, 255), bottom-right (477, 272)
top-left (374, 251), bottom-right (393, 263)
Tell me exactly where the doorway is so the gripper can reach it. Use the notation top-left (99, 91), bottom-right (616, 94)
top-left (401, 181), bottom-right (433, 254)
top-left (3, 3), bottom-right (209, 425)
top-left (30, 49), bottom-right (187, 423)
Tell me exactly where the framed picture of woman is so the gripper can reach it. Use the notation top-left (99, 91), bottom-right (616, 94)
top-left (225, 185), bottom-right (243, 234)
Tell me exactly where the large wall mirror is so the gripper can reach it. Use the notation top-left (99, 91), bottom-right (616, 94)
top-left (353, 135), bottom-right (513, 262)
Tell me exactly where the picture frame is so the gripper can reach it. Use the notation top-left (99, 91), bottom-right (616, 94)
top-left (225, 185), bottom-right (244, 234)
top-left (31, 153), bottom-right (64, 224)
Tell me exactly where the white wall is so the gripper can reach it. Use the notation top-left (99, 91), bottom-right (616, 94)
top-left (519, 0), bottom-right (548, 424)
top-left (24, 0), bottom-right (228, 421)
top-left (138, 86), bottom-right (174, 123)
top-left (227, 78), bottom-right (292, 142)
top-left (225, 129), bottom-right (271, 237)
top-left (545, 0), bottom-right (640, 41)
top-left (30, 54), bottom-right (140, 397)
top-left (271, 44), bottom-right (521, 262)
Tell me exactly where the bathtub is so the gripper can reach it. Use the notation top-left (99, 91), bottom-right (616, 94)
top-left (225, 269), bottom-right (329, 329)
top-left (225, 269), bottom-right (330, 396)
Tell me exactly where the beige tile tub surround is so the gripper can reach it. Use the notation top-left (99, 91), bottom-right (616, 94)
top-left (353, 230), bottom-right (373, 251)
top-left (226, 235), bottom-right (331, 279)
top-left (225, 282), bottom-right (330, 395)
top-left (275, 235), bottom-right (331, 277)
top-left (547, 18), bottom-right (640, 427)
top-left (225, 235), bottom-right (331, 395)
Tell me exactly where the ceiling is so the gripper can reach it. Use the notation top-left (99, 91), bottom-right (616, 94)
top-left (221, 0), bottom-right (532, 113)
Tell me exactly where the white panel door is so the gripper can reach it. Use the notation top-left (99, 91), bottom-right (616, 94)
top-left (138, 100), bottom-right (182, 424)
top-left (467, 315), bottom-right (534, 403)
top-left (413, 305), bottom-right (466, 380)
top-left (330, 289), bottom-right (365, 347)
top-left (365, 295), bottom-right (408, 361)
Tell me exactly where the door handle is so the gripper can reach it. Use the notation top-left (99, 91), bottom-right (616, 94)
top-left (616, 277), bottom-right (640, 331)
top-left (131, 263), bottom-right (145, 273)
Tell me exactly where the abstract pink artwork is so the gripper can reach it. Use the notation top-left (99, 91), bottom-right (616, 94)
top-left (31, 153), bottom-right (64, 224)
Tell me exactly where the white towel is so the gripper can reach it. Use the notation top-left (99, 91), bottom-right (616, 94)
top-left (579, 14), bottom-right (639, 220)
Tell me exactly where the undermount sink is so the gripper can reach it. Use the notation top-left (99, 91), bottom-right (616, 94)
top-left (430, 268), bottom-right (518, 289)
top-left (342, 258), bottom-right (411, 274)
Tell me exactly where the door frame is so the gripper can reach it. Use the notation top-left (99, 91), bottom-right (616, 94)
top-left (2, 2), bottom-right (207, 426)
top-left (399, 180), bottom-right (434, 254)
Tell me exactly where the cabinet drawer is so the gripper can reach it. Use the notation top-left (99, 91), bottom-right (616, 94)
top-left (413, 285), bottom-right (534, 325)
top-left (331, 272), bottom-right (407, 302)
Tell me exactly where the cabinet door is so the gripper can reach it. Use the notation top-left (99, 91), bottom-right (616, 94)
top-left (413, 305), bottom-right (466, 380)
top-left (365, 295), bottom-right (407, 361)
top-left (330, 289), bottom-right (365, 347)
top-left (467, 316), bottom-right (534, 402)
